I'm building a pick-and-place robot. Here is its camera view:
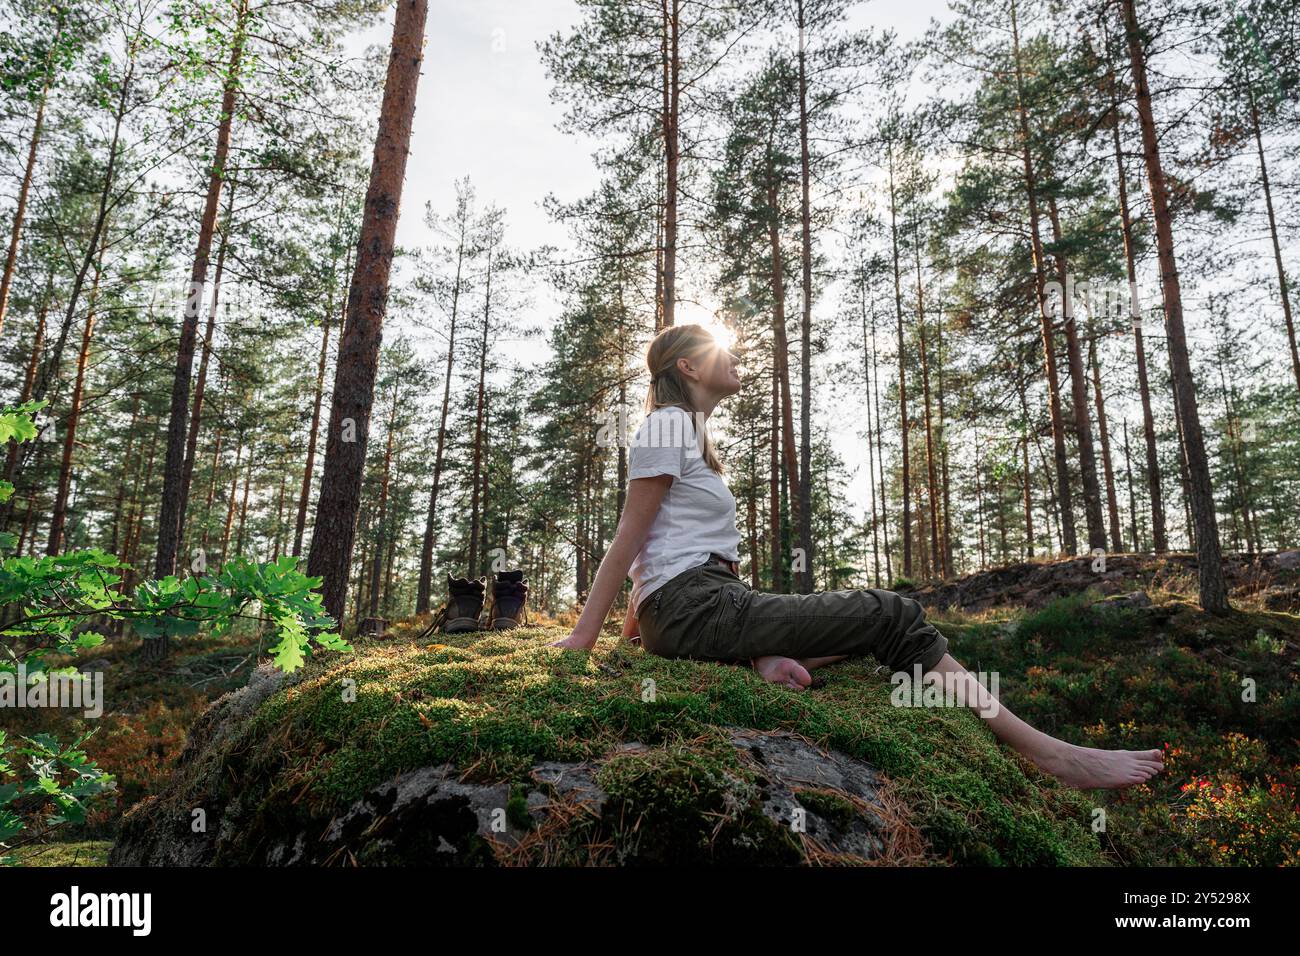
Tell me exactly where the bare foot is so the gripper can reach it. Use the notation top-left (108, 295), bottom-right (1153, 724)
top-left (1029, 741), bottom-right (1165, 790)
top-left (752, 655), bottom-right (813, 690)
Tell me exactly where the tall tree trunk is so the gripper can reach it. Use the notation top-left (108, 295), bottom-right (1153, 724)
top-left (887, 138), bottom-right (912, 577)
top-left (1046, 194), bottom-right (1107, 551)
top-left (201, 429), bottom-right (222, 551)
top-left (16, 51), bottom-right (133, 501)
top-left (914, 235), bottom-right (941, 578)
top-left (1122, 0), bottom-right (1227, 611)
top-left (1169, 375), bottom-right (1195, 550)
top-left (1216, 342), bottom-right (1257, 556)
top-left (368, 384), bottom-right (398, 619)
top-left (794, 0), bottom-right (815, 592)
top-left (307, 0), bottom-right (428, 622)
top-left (973, 419), bottom-right (987, 568)
top-left (122, 426), bottom-right (158, 595)
top-left (1123, 419), bottom-right (1140, 550)
top-left (1010, 0), bottom-right (1077, 555)
top-left (0, 37), bottom-right (56, 341)
top-left (1246, 79), bottom-right (1299, 395)
top-left (1017, 372), bottom-right (1036, 558)
top-left (47, 246), bottom-right (105, 554)
top-left (769, 354), bottom-right (781, 591)
top-left (234, 453), bottom-right (252, 557)
top-left (871, 304), bottom-right (892, 584)
top-left (110, 394), bottom-right (141, 555)
top-left (178, 183), bottom-right (236, 562)
top-left (659, 0), bottom-right (679, 326)
top-left (416, 219), bottom-right (466, 612)
top-left (747, 438), bottom-right (759, 588)
top-left (765, 178), bottom-right (803, 580)
top-left (936, 294), bottom-right (953, 577)
top-left (220, 435), bottom-right (243, 561)
top-left (860, 277), bottom-right (882, 587)
top-left (468, 242), bottom-right (493, 577)
top-left (2, 271), bottom-right (51, 525)
top-left (292, 242), bottom-right (343, 559)
top-left (154, 0), bottom-right (250, 588)
top-left (272, 474), bottom-right (286, 561)
top-left (1104, 36), bottom-right (1168, 552)
top-left (1087, 321), bottom-right (1125, 551)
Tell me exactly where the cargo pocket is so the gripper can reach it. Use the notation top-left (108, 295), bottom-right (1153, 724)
top-left (703, 582), bottom-right (751, 660)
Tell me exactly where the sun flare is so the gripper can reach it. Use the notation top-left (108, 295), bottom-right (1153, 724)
top-left (674, 299), bottom-right (738, 351)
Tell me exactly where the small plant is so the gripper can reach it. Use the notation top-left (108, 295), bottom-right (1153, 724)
top-left (0, 402), bottom-right (352, 863)
top-left (1249, 629), bottom-right (1286, 657)
top-left (0, 729), bottom-right (114, 866)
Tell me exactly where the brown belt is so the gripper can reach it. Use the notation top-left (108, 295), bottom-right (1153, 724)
top-left (706, 553), bottom-right (739, 576)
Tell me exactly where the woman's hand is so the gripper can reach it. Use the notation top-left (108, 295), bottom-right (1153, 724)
top-left (547, 628), bottom-right (597, 651)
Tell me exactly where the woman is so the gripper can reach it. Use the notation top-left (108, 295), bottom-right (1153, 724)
top-left (550, 323), bottom-right (1164, 790)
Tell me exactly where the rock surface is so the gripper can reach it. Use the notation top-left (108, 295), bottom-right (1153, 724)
top-left (112, 705), bottom-right (894, 865)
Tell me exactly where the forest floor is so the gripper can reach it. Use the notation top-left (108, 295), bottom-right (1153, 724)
top-left (12, 554), bottom-right (1300, 866)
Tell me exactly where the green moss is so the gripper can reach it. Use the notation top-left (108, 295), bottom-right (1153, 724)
top-left (794, 788), bottom-right (858, 830)
top-left (594, 733), bottom-right (802, 864)
top-left (147, 622), bottom-right (1120, 867)
top-left (10, 840), bottom-right (112, 867)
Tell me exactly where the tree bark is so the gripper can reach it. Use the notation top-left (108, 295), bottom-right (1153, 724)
top-left (765, 178), bottom-right (803, 585)
top-left (914, 233), bottom-right (941, 578)
top-left (468, 242), bottom-right (493, 576)
top-left (871, 302), bottom-right (892, 584)
top-left (178, 183), bottom-right (235, 562)
top-left (1120, 0), bottom-right (1228, 612)
top-left (1103, 36), bottom-right (1168, 552)
top-left (859, 275), bottom-right (881, 587)
top-left (0, 38), bottom-right (55, 341)
top-left (887, 138), bottom-right (912, 577)
top-left (46, 247), bottom-right (105, 554)
top-left (154, 0), bottom-right (250, 587)
top-left (794, 0), bottom-right (815, 592)
top-left (1010, 0), bottom-right (1077, 555)
top-left (416, 214), bottom-right (467, 612)
top-left (368, 383), bottom-right (398, 618)
top-left (294, 239), bottom-right (347, 559)
top-left (307, 0), bottom-right (428, 622)
top-left (659, 0), bottom-right (679, 326)
top-left (1087, 321), bottom-right (1125, 551)
top-left (1246, 79), bottom-right (1299, 396)
top-left (1046, 194), bottom-right (1108, 551)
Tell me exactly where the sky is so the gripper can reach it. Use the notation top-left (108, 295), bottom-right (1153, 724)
top-left (343, 0), bottom-right (957, 518)
top-left (360, 0), bottom-right (953, 258)
top-left (339, 0), bottom-right (1295, 546)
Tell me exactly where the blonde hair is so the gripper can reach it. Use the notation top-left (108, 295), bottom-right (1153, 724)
top-left (643, 323), bottom-right (725, 474)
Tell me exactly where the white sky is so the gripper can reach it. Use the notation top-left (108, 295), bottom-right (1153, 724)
top-left (348, 0), bottom-right (955, 517)
top-left (342, 0), bottom-right (1294, 547)
top-left (369, 0), bottom-right (952, 257)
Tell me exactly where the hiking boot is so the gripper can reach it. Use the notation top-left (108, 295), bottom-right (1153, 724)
top-left (489, 569), bottom-right (529, 629)
top-left (435, 574), bottom-right (486, 633)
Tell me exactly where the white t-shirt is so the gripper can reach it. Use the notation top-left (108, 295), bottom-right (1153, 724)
top-left (627, 405), bottom-right (741, 615)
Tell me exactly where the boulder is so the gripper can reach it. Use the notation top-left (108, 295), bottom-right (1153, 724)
top-left (109, 628), bottom-right (1109, 867)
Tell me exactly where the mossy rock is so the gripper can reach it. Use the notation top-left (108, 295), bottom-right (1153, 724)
top-left (110, 625), bottom-right (1110, 866)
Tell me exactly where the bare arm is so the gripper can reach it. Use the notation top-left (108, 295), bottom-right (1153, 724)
top-left (549, 475), bottom-right (671, 650)
top-left (621, 596), bottom-right (639, 638)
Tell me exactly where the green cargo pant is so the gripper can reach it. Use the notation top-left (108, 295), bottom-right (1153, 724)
top-left (635, 562), bottom-right (949, 673)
